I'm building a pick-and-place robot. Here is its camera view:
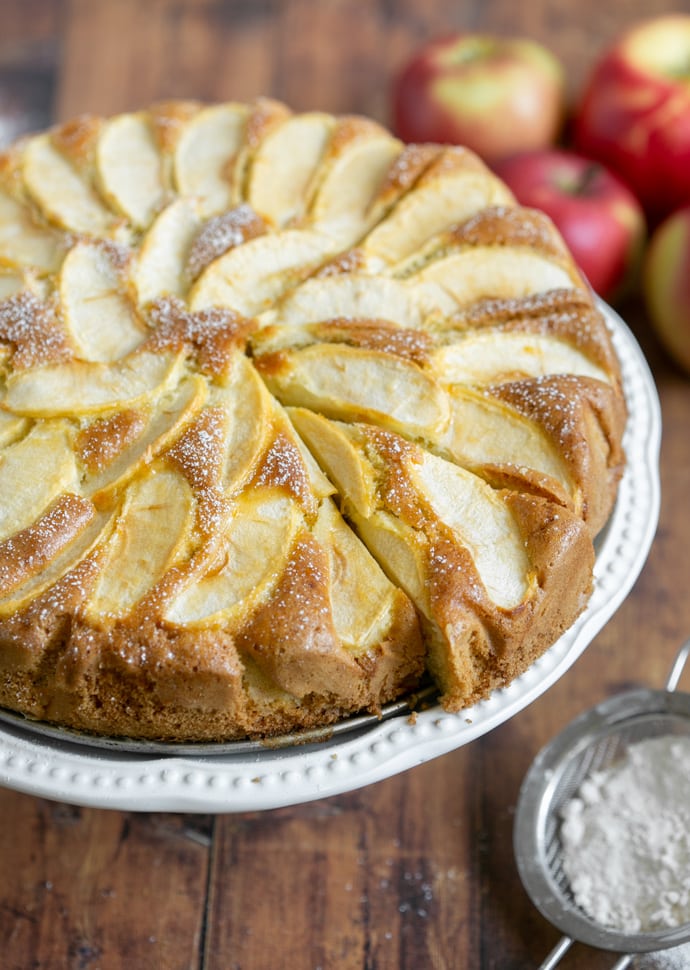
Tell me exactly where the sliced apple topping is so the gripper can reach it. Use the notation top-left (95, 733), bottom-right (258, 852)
top-left (185, 204), bottom-right (267, 282)
top-left (261, 272), bottom-right (425, 331)
top-left (208, 354), bottom-right (275, 495)
top-left (0, 504), bottom-right (115, 618)
top-left (86, 464), bottom-right (196, 619)
top-left (246, 112), bottom-right (334, 227)
top-left (0, 420), bottom-right (79, 542)
top-left (164, 491), bottom-right (301, 627)
top-left (288, 408), bottom-right (377, 518)
top-left (409, 247), bottom-right (578, 309)
top-left (0, 190), bottom-right (64, 272)
top-left (189, 228), bottom-right (335, 316)
top-left (493, 374), bottom-right (627, 535)
top-left (84, 374), bottom-right (207, 507)
top-left (442, 385), bottom-right (573, 505)
top-left (360, 147), bottom-right (514, 267)
top-left (297, 416), bottom-right (531, 610)
top-left (404, 448), bottom-right (532, 609)
top-left (0, 493), bottom-right (95, 596)
top-left (59, 239), bottom-right (146, 361)
top-left (257, 342), bottom-right (450, 440)
top-left (311, 496), bottom-right (405, 651)
top-left (173, 103), bottom-right (249, 216)
top-left (431, 331), bottom-right (611, 386)
top-left (21, 133), bottom-right (115, 236)
top-left (307, 118), bottom-right (403, 243)
top-left (134, 198), bottom-right (201, 305)
top-left (0, 410), bottom-right (29, 448)
top-left (0, 269), bottom-right (28, 300)
top-left (3, 348), bottom-right (185, 417)
top-left (364, 143), bottom-right (444, 228)
top-left (95, 112), bottom-right (166, 229)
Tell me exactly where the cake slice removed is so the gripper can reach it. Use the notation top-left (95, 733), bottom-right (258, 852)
top-left (291, 409), bottom-right (595, 709)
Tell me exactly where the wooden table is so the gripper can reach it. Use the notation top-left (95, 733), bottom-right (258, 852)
top-left (1, 2), bottom-right (689, 967)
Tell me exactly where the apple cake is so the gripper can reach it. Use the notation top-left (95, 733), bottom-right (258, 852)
top-left (0, 98), bottom-right (626, 741)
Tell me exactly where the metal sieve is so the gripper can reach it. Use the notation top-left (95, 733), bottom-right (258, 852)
top-left (514, 638), bottom-right (690, 970)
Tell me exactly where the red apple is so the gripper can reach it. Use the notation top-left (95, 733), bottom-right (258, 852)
top-left (643, 205), bottom-right (690, 375)
top-left (392, 33), bottom-right (565, 166)
top-left (573, 15), bottom-right (690, 225)
top-left (494, 149), bottom-right (646, 303)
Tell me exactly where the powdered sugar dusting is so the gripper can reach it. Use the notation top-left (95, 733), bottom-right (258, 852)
top-left (146, 295), bottom-right (255, 376)
top-left (0, 494), bottom-right (95, 595)
top-left (0, 291), bottom-right (73, 368)
top-left (251, 432), bottom-right (317, 518)
top-left (186, 204), bottom-right (266, 280)
top-left (560, 735), bottom-right (690, 933)
top-left (315, 319), bottom-right (431, 364)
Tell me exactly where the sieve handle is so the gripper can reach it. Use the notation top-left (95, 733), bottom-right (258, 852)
top-left (539, 938), bottom-right (634, 969)
top-left (538, 935), bottom-right (573, 969)
top-left (666, 637), bottom-right (690, 691)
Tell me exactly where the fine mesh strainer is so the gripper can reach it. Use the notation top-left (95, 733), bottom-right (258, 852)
top-left (514, 638), bottom-right (690, 970)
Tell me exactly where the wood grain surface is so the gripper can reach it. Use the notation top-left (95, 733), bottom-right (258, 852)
top-left (1, 2), bottom-right (689, 968)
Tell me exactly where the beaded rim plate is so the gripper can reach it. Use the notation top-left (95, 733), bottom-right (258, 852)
top-left (0, 303), bottom-right (661, 813)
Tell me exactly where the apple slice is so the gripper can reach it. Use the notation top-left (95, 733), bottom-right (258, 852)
top-left (409, 246), bottom-right (578, 309)
top-left (209, 355), bottom-right (275, 495)
top-left (21, 133), bottom-right (114, 236)
top-left (360, 147), bottom-right (514, 266)
top-left (0, 420), bottom-right (79, 542)
top-left (173, 103), bottom-right (248, 216)
top-left (95, 112), bottom-right (166, 229)
top-left (257, 342), bottom-right (450, 440)
top-left (307, 118), bottom-right (403, 242)
top-left (189, 228), bottom-right (335, 316)
top-left (0, 410), bottom-right (29, 448)
top-left (311, 496), bottom-right (409, 651)
top-left (86, 464), bottom-right (196, 618)
top-left (443, 385), bottom-right (573, 501)
top-left (0, 504), bottom-right (114, 618)
top-left (246, 112), bottom-right (334, 227)
top-left (3, 348), bottom-right (185, 417)
top-left (432, 331), bottom-right (611, 386)
top-left (0, 493), bottom-right (95, 596)
top-left (301, 418), bottom-right (532, 610)
top-left (59, 239), bottom-right (147, 361)
top-left (84, 374), bottom-right (207, 507)
top-left (288, 407), bottom-right (377, 517)
top-left (0, 269), bottom-right (28, 300)
top-left (262, 272), bottom-right (425, 331)
top-left (0, 190), bottom-right (64, 272)
top-left (164, 491), bottom-right (301, 627)
top-left (134, 198), bottom-right (201, 305)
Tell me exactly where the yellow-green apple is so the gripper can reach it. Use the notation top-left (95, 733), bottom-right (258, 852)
top-left (392, 33), bottom-right (565, 166)
top-left (643, 205), bottom-right (690, 375)
top-left (494, 149), bottom-right (646, 303)
top-left (573, 15), bottom-right (690, 225)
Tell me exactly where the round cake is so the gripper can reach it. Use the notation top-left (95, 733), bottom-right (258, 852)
top-left (0, 98), bottom-right (626, 741)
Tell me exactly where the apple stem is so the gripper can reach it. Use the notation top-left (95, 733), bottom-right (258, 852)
top-left (574, 163), bottom-right (601, 196)
top-left (556, 161), bottom-right (601, 197)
